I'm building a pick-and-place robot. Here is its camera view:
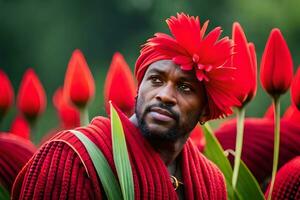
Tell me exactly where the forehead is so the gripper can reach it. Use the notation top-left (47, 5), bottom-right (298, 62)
top-left (145, 60), bottom-right (198, 82)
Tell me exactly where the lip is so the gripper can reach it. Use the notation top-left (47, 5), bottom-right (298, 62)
top-left (148, 107), bottom-right (175, 122)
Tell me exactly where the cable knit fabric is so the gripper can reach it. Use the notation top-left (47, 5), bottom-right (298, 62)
top-left (214, 118), bottom-right (300, 185)
top-left (12, 109), bottom-right (226, 199)
top-left (0, 133), bottom-right (36, 194)
top-left (265, 156), bottom-right (300, 199)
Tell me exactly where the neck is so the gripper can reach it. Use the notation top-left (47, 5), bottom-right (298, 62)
top-left (129, 114), bottom-right (189, 165)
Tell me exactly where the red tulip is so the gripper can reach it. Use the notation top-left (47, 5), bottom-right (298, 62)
top-left (189, 124), bottom-right (204, 148)
top-left (264, 104), bottom-right (300, 124)
top-left (265, 156), bottom-right (300, 199)
top-left (248, 42), bottom-right (257, 101)
top-left (264, 104), bottom-right (274, 119)
top-left (104, 52), bottom-right (137, 116)
top-left (63, 49), bottom-right (95, 108)
top-left (283, 105), bottom-right (300, 124)
top-left (231, 23), bottom-right (257, 105)
top-left (260, 28), bottom-right (293, 97)
top-left (53, 87), bottom-right (80, 128)
top-left (10, 115), bottom-right (30, 139)
top-left (0, 70), bottom-right (14, 117)
top-left (17, 69), bottom-right (46, 119)
top-left (291, 67), bottom-right (300, 110)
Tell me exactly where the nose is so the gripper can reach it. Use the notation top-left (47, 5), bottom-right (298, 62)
top-left (155, 83), bottom-right (177, 106)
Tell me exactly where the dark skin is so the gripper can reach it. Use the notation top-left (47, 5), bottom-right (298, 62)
top-left (130, 60), bottom-right (207, 165)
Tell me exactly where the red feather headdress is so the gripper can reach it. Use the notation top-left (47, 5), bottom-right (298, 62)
top-left (135, 13), bottom-right (240, 120)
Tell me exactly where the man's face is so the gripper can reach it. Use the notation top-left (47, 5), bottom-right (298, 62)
top-left (135, 60), bottom-right (206, 141)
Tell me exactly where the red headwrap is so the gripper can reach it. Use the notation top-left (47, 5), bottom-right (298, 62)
top-left (135, 13), bottom-right (241, 120)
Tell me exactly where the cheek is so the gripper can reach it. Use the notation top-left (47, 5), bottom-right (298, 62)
top-left (136, 86), bottom-right (151, 116)
top-left (136, 92), bottom-right (145, 116)
top-left (137, 83), bottom-right (156, 108)
top-left (179, 99), bottom-right (202, 125)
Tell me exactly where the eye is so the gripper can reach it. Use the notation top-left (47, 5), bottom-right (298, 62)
top-left (149, 75), bottom-right (163, 85)
top-left (178, 83), bottom-right (193, 93)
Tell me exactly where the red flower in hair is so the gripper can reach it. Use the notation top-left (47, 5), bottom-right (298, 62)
top-left (291, 67), bottom-right (300, 110)
top-left (64, 49), bottom-right (95, 108)
top-left (135, 13), bottom-right (240, 120)
top-left (10, 115), bottom-right (30, 139)
top-left (53, 87), bottom-right (80, 128)
top-left (231, 23), bottom-right (257, 105)
top-left (260, 29), bottom-right (293, 97)
top-left (0, 70), bottom-right (14, 117)
top-left (17, 69), bottom-right (46, 119)
top-left (104, 52), bottom-right (137, 116)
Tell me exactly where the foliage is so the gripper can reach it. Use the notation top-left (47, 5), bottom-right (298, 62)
top-left (203, 123), bottom-right (264, 200)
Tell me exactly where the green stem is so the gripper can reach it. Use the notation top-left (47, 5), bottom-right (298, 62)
top-left (267, 96), bottom-right (280, 200)
top-left (27, 117), bottom-right (37, 143)
top-left (232, 106), bottom-right (246, 190)
top-left (30, 123), bottom-right (36, 144)
top-left (79, 107), bottom-right (89, 126)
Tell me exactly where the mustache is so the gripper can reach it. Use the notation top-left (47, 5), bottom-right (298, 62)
top-left (144, 103), bottom-right (179, 122)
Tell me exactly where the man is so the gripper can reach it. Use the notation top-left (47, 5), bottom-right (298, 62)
top-left (12, 13), bottom-right (239, 199)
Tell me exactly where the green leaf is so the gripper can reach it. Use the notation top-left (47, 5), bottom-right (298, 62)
top-left (70, 130), bottom-right (123, 200)
top-left (0, 185), bottom-right (10, 200)
top-left (203, 123), bottom-right (233, 181)
top-left (110, 102), bottom-right (135, 200)
top-left (202, 123), bottom-right (264, 200)
top-left (202, 123), bottom-right (241, 200)
top-left (236, 160), bottom-right (265, 200)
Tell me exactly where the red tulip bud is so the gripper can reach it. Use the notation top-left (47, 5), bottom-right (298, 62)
top-left (260, 29), bottom-right (293, 97)
top-left (53, 87), bottom-right (80, 128)
top-left (64, 49), bottom-right (95, 108)
top-left (248, 42), bottom-right (257, 101)
top-left (264, 104), bottom-right (274, 119)
top-left (0, 70), bottom-right (14, 118)
top-left (17, 69), bottom-right (46, 119)
top-left (10, 115), bottom-right (30, 139)
top-left (283, 105), bottom-right (300, 124)
top-left (189, 124), bottom-right (204, 147)
top-left (104, 52), bottom-right (137, 116)
top-left (291, 67), bottom-right (300, 110)
top-left (232, 23), bottom-right (257, 105)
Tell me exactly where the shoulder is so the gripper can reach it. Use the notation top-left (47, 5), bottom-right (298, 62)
top-left (12, 116), bottom-right (112, 200)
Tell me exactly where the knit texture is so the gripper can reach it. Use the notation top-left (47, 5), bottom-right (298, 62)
top-left (0, 133), bottom-right (36, 193)
top-left (12, 109), bottom-right (226, 199)
top-left (265, 156), bottom-right (300, 199)
top-left (214, 118), bottom-right (300, 185)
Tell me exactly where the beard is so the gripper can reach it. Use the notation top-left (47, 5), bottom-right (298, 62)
top-left (135, 99), bottom-right (182, 142)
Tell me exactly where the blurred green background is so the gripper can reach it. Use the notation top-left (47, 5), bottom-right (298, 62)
top-left (1, 0), bottom-right (300, 143)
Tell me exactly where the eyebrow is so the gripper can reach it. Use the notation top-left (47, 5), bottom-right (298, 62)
top-left (147, 67), bottom-right (199, 83)
top-left (147, 68), bottom-right (165, 75)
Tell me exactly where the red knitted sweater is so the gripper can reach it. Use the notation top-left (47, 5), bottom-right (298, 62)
top-left (12, 110), bottom-right (226, 200)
